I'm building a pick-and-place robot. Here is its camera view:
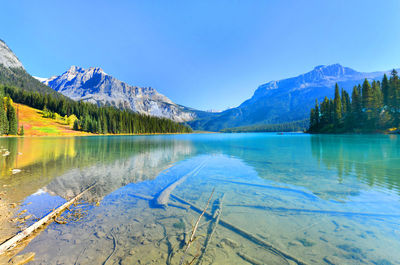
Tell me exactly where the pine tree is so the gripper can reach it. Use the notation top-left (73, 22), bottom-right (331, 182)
top-left (351, 86), bottom-right (362, 129)
top-left (362, 79), bottom-right (374, 128)
top-left (309, 108), bottom-right (316, 131)
top-left (371, 80), bottom-right (383, 127)
top-left (389, 69), bottom-right (400, 127)
top-left (382, 74), bottom-right (390, 106)
top-left (19, 125), bottom-right (24, 136)
top-left (0, 91), bottom-right (7, 135)
top-left (314, 99), bottom-right (320, 130)
top-left (329, 99), bottom-right (334, 124)
top-left (6, 99), bottom-right (18, 135)
top-left (73, 119), bottom-right (80, 131)
top-left (362, 79), bottom-right (373, 109)
top-left (320, 97), bottom-right (330, 127)
top-left (102, 118), bottom-right (108, 134)
top-left (341, 88), bottom-right (347, 114)
top-left (334, 84), bottom-right (342, 126)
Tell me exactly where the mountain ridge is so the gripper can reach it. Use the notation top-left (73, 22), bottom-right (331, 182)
top-left (41, 66), bottom-right (196, 123)
top-left (0, 39), bottom-right (24, 69)
top-left (188, 64), bottom-right (395, 131)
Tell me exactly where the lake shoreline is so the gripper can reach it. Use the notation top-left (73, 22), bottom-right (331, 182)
top-left (0, 131), bottom-right (217, 138)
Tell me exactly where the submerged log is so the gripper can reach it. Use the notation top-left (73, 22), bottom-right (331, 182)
top-left (170, 194), bottom-right (308, 265)
top-left (128, 193), bottom-right (189, 210)
top-left (226, 204), bottom-right (400, 218)
top-left (0, 183), bottom-right (96, 255)
top-left (155, 160), bottom-right (207, 207)
top-left (208, 178), bottom-right (318, 200)
top-left (236, 251), bottom-right (264, 265)
top-left (7, 252), bottom-right (35, 265)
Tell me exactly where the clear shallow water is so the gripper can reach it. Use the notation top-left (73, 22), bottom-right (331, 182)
top-left (0, 133), bottom-right (399, 264)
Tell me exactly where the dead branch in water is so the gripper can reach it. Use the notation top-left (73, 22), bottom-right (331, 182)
top-left (102, 229), bottom-right (117, 265)
top-left (179, 188), bottom-right (214, 265)
top-left (0, 183), bottom-right (96, 255)
top-left (197, 194), bottom-right (224, 265)
top-left (170, 193), bottom-right (308, 265)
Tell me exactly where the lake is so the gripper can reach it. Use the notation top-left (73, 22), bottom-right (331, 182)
top-left (1, 133), bottom-right (399, 265)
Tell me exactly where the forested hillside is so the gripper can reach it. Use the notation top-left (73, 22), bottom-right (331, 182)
top-left (308, 70), bottom-right (400, 133)
top-left (0, 66), bottom-right (192, 135)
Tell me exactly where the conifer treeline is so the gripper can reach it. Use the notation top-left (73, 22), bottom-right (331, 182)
top-left (308, 70), bottom-right (400, 133)
top-left (0, 85), bottom-right (192, 135)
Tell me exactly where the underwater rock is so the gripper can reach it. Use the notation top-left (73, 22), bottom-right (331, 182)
top-left (374, 259), bottom-right (394, 265)
top-left (144, 223), bottom-right (156, 229)
top-left (8, 252), bottom-right (35, 265)
top-left (220, 238), bottom-right (239, 249)
top-left (140, 238), bottom-right (150, 245)
top-left (296, 237), bottom-right (315, 247)
top-left (132, 232), bottom-right (144, 241)
top-left (121, 256), bottom-right (138, 265)
top-left (11, 169), bottom-right (21, 175)
top-left (323, 255), bottom-right (349, 265)
top-left (237, 252), bottom-right (263, 265)
top-left (94, 231), bottom-right (106, 239)
top-left (288, 241), bottom-right (301, 247)
top-left (337, 244), bottom-right (365, 258)
top-left (62, 234), bottom-right (73, 242)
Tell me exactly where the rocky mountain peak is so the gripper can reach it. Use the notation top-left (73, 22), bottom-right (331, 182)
top-left (41, 66), bottom-right (196, 122)
top-left (68, 65), bottom-right (84, 73)
top-left (311, 63), bottom-right (358, 78)
top-left (0, 39), bottom-right (24, 69)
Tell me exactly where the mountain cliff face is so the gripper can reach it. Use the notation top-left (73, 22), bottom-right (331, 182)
top-left (0, 39), bottom-right (24, 69)
top-left (188, 64), bottom-right (389, 131)
top-left (0, 40), bottom-right (63, 96)
top-left (42, 66), bottom-right (195, 122)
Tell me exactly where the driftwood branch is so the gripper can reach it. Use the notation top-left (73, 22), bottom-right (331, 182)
top-left (170, 193), bottom-right (308, 265)
top-left (102, 229), bottom-right (117, 265)
top-left (0, 183), bottom-right (96, 255)
top-left (179, 188), bottom-right (214, 265)
top-left (197, 194), bottom-right (224, 265)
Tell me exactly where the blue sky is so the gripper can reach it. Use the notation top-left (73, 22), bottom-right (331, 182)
top-left (2, 0), bottom-right (400, 110)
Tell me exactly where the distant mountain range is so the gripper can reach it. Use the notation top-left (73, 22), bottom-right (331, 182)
top-left (187, 64), bottom-right (393, 131)
top-left (0, 39), bottom-right (396, 131)
top-left (39, 66), bottom-right (195, 122)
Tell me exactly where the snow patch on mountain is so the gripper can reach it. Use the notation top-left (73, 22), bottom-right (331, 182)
top-left (33, 76), bottom-right (48, 82)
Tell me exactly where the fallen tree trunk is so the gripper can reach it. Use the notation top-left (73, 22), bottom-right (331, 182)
top-left (0, 183), bottom-right (96, 255)
top-left (225, 204), bottom-right (400, 218)
top-left (128, 193), bottom-right (189, 210)
top-left (208, 178), bottom-right (318, 200)
top-left (155, 160), bottom-right (207, 207)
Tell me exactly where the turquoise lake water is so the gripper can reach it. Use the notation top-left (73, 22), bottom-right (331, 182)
top-left (0, 133), bottom-right (399, 264)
